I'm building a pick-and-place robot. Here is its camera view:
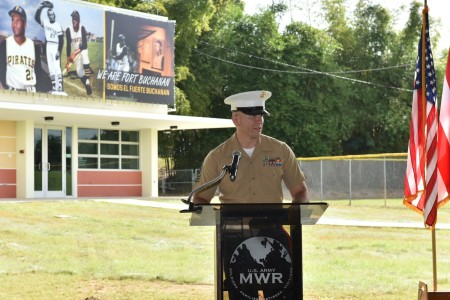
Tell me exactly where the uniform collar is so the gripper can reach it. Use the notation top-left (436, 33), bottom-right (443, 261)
top-left (231, 133), bottom-right (274, 157)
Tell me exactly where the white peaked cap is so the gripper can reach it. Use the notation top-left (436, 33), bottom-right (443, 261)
top-left (224, 90), bottom-right (271, 115)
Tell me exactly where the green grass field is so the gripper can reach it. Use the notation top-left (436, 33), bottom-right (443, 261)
top-left (1, 199), bottom-right (450, 299)
top-left (61, 41), bottom-right (104, 98)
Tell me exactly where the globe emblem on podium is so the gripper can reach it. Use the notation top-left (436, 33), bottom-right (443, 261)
top-left (228, 236), bottom-right (293, 299)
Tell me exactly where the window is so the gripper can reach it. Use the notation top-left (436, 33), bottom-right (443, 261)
top-left (78, 128), bottom-right (139, 169)
top-left (78, 128), bottom-right (98, 140)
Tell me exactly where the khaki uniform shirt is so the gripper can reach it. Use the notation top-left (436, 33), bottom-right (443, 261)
top-left (194, 133), bottom-right (306, 203)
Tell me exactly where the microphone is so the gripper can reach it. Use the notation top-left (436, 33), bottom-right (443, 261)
top-left (229, 150), bottom-right (241, 182)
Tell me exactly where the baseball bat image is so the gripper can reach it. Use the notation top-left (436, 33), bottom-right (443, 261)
top-left (62, 63), bottom-right (71, 76)
top-left (62, 52), bottom-right (80, 75)
top-left (110, 19), bottom-right (115, 52)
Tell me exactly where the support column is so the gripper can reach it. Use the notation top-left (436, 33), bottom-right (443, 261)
top-left (16, 120), bottom-right (34, 199)
top-left (141, 128), bottom-right (158, 197)
top-left (72, 125), bottom-right (78, 197)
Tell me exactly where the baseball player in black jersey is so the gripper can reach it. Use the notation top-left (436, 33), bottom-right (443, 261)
top-left (0, 6), bottom-right (43, 92)
top-left (65, 10), bottom-right (92, 95)
top-left (111, 34), bottom-right (130, 72)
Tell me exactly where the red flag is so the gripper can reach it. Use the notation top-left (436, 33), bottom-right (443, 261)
top-left (404, 6), bottom-right (438, 227)
top-left (438, 49), bottom-right (450, 208)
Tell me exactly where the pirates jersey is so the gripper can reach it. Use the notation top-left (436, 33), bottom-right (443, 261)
top-left (116, 43), bottom-right (129, 64)
top-left (5, 36), bottom-right (36, 90)
top-left (42, 19), bottom-right (63, 44)
top-left (68, 23), bottom-right (84, 50)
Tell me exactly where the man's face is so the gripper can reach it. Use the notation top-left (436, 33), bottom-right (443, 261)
top-left (11, 14), bottom-right (25, 37)
top-left (72, 17), bottom-right (79, 30)
top-left (233, 112), bottom-right (264, 139)
top-left (48, 10), bottom-right (56, 23)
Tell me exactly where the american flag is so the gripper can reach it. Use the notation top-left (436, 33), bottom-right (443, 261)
top-left (404, 6), bottom-right (438, 227)
top-left (437, 49), bottom-right (450, 209)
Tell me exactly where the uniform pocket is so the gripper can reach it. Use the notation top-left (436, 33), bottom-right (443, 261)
top-left (260, 166), bottom-right (283, 180)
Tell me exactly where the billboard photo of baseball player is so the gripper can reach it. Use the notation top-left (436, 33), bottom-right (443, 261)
top-left (0, 5), bottom-right (44, 92)
top-left (35, 1), bottom-right (66, 95)
top-left (111, 34), bottom-right (130, 72)
top-left (65, 9), bottom-right (93, 96)
top-left (104, 11), bottom-right (175, 104)
top-left (0, 0), bottom-right (103, 97)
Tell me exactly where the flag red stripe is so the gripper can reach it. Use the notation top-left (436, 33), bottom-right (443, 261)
top-left (438, 49), bottom-right (450, 207)
top-left (424, 90), bottom-right (438, 226)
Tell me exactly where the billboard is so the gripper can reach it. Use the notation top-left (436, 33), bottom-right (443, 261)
top-left (0, 0), bottom-right (175, 105)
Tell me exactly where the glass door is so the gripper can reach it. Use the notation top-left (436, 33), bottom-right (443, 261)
top-left (34, 126), bottom-right (66, 198)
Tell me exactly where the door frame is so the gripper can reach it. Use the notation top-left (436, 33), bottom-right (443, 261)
top-left (34, 125), bottom-right (66, 198)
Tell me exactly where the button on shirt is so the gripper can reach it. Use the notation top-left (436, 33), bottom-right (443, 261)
top-left (194, 133), bottom-right (306, 203)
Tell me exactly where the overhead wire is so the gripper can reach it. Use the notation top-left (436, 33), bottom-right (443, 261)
top-left (196, 41), bottom-right (415, 92)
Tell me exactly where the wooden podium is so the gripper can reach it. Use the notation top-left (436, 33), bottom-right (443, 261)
top-left (418, 281), bottom-right (450, 300)
top-left (185, 202), bottom-right (328, 299)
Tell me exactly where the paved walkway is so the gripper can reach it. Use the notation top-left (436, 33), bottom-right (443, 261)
top-left (93, 198), bottom-right (450, 230)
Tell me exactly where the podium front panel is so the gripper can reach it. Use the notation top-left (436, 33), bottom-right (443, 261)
top-left (184, 202), bottom-right (328, 299)
top-left (221, 217), bottom-right (295, 299)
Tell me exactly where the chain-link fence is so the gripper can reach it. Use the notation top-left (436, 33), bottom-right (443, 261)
top-left (159, 169), bottom-right (199, 196)
top-left (159, 153), bottom-right (407, 201)
top-left (299, 153), bottom-right (407, 201)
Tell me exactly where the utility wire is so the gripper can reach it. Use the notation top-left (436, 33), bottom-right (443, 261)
top-left (194, 44), bottom-right (414, 92)
top-left (200, 41), bottom-right (415, 74)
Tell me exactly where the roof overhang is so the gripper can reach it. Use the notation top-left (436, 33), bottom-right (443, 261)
top-left (0, 100), bottom-right (233, 131)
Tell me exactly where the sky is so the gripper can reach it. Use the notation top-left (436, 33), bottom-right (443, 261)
top-left (244, 0), bottom-right (450, 52)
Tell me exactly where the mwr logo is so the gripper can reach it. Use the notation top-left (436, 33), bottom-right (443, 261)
top-left (228, 236), bottom-right (292, 299)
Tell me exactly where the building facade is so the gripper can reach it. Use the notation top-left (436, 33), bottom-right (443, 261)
top-left (0, 92), bottom-right (232, 200)
top-left (0, 1), bottom-right (233, 199)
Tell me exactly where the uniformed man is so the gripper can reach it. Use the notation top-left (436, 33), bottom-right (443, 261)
top-left (192, 91), bottom-right (308, 300)
top-left (0, 6), bottom-right (43, 92)
top-left (65, 10), bottom-right (92, 95)
top-left (112, 34), bottom-right (130, 72)
top-left (193, 90), bottom-right (309, 204)
top-left (35, 2), bottom-right (65, 94)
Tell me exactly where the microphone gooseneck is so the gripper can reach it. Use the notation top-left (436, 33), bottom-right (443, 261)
top-left (229, 150), bottom-right (241, 182)
top-left (180, 150), bottom-right (242, 213)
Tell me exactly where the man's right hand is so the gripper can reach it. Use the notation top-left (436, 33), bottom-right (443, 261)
top-left (68, 48), bottom-right (81, 63)
top-left (64, 62), bottom-right (71, 73)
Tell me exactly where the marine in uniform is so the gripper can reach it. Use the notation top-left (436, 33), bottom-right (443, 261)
top-left (193, 91), bottom-right (309, 299)
top-left (193, 90), bottom-right (308, 204)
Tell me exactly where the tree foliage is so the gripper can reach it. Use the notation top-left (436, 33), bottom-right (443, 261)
top-left (85, 0), bottom-right (445, 168)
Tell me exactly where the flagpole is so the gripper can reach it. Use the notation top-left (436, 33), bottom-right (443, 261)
top-left (432, 227), bottom-right (437, 291)
top-left (421, 0), bottom-right (437, 291)
top-left (423, 0), bottom-right (437, 291)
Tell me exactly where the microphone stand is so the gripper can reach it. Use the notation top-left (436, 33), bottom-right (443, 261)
top-left (180, 164), bottom-right (232, 213)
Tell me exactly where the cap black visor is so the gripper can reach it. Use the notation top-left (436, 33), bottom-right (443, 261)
top-left (235, 106), bottom-right (270, 116)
